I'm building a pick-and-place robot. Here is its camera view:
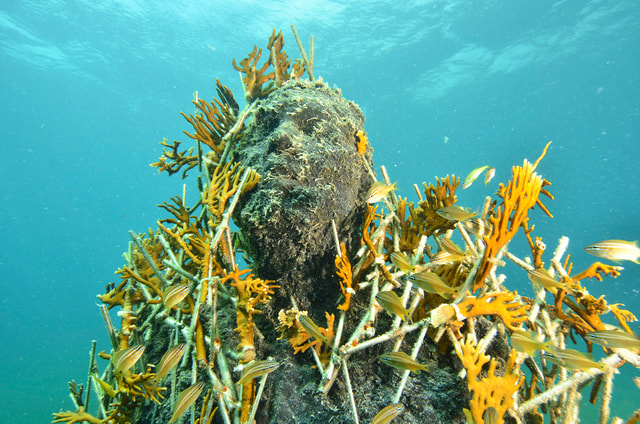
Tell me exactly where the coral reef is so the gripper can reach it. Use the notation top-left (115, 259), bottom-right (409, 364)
top-left (53, 27), bottom-right (640, 424)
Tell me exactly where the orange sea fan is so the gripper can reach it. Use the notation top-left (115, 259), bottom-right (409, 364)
top-left (473, 142), bottom-right (553, 291)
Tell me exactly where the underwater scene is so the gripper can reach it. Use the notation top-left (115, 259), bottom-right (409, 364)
top-left (1, 1), bottom-right (640, 423)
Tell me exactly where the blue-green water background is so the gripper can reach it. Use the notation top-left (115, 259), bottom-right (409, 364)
top-left (1, 1), bottom-right (639, 422)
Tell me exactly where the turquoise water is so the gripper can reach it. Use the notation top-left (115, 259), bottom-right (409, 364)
top-left (1, 1), bottom-right (639, 423)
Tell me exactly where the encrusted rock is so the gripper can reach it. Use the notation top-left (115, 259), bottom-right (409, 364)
top-left (231, 79), bottom-right (373, 314)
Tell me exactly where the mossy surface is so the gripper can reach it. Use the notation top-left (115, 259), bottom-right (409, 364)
top-left (232, 79), bottom-right (372, 316)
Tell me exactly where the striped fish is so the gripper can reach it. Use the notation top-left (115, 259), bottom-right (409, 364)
top-left (542, 348), bottom-right (606, 371)
top-left (462, 217), bottom-right (492, 238)
top-left (438, 236), bottom-right (465, 256)
top-left (112, 345), bottom-right (145, 373)
top-left (366, 182), bottom-right (397, 204)
top-left (299, 315), bottom-right (328, 344)
top-left (237, 360), bottom-right (280, 385)
top-left (163, 284), bottom-right (190, 310)
top-left (409, 271), bottom-right (458, 298)
top-left (390, 251), bottom-right (415, 274)
top-left (169, 382), bottom-right (205, 424)
top-left (376, 291), bottom-right (411, 322)
top-left (584, 239), bottom-right (640, 263)
top-left (156, 343), bottom-right (186, 381)
top-left (510, 330), bottom-right (553, 356)
top-left (585, 330), bottom-right (640, 351)
top-left (372, 403), bottom-right (404, 424)
top-left (380, 352), bottom-right (433, 373)
top-left (528, 268), bottom-right (567, 293)
top-left (436, 205), bottom-right (476, 222)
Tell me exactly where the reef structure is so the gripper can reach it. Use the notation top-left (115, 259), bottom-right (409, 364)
top-left (51, 27), bottom-right (640, 424)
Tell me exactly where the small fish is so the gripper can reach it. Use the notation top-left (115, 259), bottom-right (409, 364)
top-left (299, 314), bottom-right (328, 344)
top-left (112, 345), bottom-right (145, 373)
top-left (634, 376), bottom-right (640, 390)
top-left (409, 271), bottom-right (459, 298)
top-left (436, 205), bottom-right (476, 222)
top-left (372, 403), bottom-right (404, 424)
top-left (584, 239), bottom-right (640, 264)
top-left (169, 382), bottom-right (205, 424)
top-left (510, 330), bottom-right (553, 356)
top-left (462, 165), bottom-right (489, 189)
top-left (237, 359), bottom-right (280, 385)
top-left (163, 284), bottom-right (190, 310)
top-left (484, 167), bottom-right (496, 185)
top-left (430, 250), bottom-right (464, 265)
top-left (483, 406), bottom-right (498, 424)
top-left (528, 268), bottom-right (567, 293)
top-left (585, 330), bottom-right (640, 351)
top-left (463, 217), bottom-right (492, 238)
top-left (376, 291), bottom-right (411, 322)
top-left (438, 236), bottom-right (465, 256)
top-left (366, 182), bottom-right (397, 204)
top-left (91, 373), bottom-right (117, 398)
top-left (542, 348), bottom-right (606, 371)
top-left (156, 344), bottom-right (186, 382)
top-left (390, 251), bottom-right (415, 274)
top-left (380, 351), bottom-right (433, 373)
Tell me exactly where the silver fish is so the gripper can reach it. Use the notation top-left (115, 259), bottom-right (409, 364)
top-left (376, 291), bottom-right (411, 322)
top-left (585, 330), bottom-right (640, 351)
top-left (462, 165), bottom-right (489, 189)
top-left (169, 382), bottom-right (205, 424)
top-left (112, 345), bottom-right (145, 373)
top-left (299, 314), bottom-right (328, 343)
top-left (372, 403), bottom-right (404, 424)
top-left (584, 239), bottom-right (640, 263)
top-left (156, 343), bottom-right (186, 381)
top-left (436, 205), bottom-right (476, 222)
top-left (163, 284), bottom-right (190, 310)
top-left (237, 359), bottom-right (280, 385)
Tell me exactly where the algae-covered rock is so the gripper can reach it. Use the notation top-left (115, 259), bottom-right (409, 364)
top-left (231, 79), bottom-right (373, 314)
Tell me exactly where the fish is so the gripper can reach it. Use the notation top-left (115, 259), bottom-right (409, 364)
top-left (375, 291), bottom-right (411, 322)
top-left (430, 250), bottom-right (465, 265)
top-left (584, 239), bottom-right (640, 263)
top-left (483, 407), bottom-right (498, 424)
top-left (510, 330), bottom-right (553, 356)
top-left (541, 348), bottom-right (606, 371)
top-left (371, 403), bottom-right (404, 424)
top-left (380, 351), bottom-right (433, 373)
top-left (112, 345), bottom-right (145, 373)
top-left (584, 330), bottom-right (640, 351)
top-left (299, 314), bottom-right (328, 344)
top-left (462, 165), bottom-right (489, 189)
top-left (237, 359), bottom-right (280, 385)
top-left (390, 251), bottom-right (415, 274)
top-left (528, 268), bottom-right (567, 293)
top-left (169, 381), bottom-right (205, 424)
top-left (436, 205), bottom-right (476, 222)
top-left (409, 271), bottom-right (458, 298)
top-left (366, 182), bottom-right (397, 204)
top-left (163, 284), bottom-right (190, 310)
top-left (437, 236), bottom-right (465, 256)
top-left (91, 373), bottom-right (117, 398)
top-left (156, 343), bottom-right (186, 381)
top-left (484, 167), bottom-right (496, 185)
top-left (462, 217), bottom-right (492, 238)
